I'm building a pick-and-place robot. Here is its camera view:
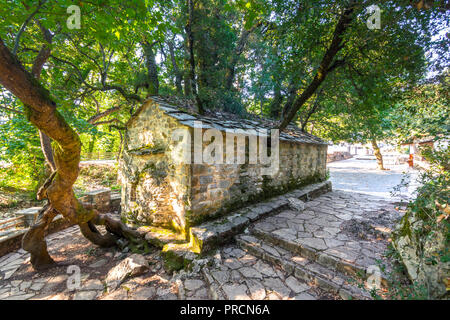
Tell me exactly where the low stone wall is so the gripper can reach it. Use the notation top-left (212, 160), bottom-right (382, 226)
top-left (327, 151), bottom-right (352, 163)
top-left (0, 215), bottom-right (73, 257)
top-left (0, 188), bottom-right (121, 257)
top-left (79, 189), bottom-right (112, 213)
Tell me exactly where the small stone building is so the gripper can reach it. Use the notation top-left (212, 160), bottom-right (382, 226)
top-left (119, 97), bottom-right (328, 236)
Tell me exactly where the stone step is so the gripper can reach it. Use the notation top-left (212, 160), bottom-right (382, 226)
top-left (136, 226), bottom-right (186, 249)
top-left (236, 234), bottom-right (373, 300)
top-left (249, 221), bottom-right (389, 287)
top-left (189, 181), bottom-right (332, 254)
top-left (201, 244), bottom-right (339, 300)
top-left (158, 181), bottom-right (332, 271)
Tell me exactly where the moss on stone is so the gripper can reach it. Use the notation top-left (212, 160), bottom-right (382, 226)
top-left (161, 249), bottom-right (185, 273)
top-left (161, 243), bottom-right (199, 273)
top-left (185, 172), bottom-right (326, 228)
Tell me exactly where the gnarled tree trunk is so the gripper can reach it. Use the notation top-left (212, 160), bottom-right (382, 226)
top-left (278, 2), bottom-right (355, 130)
top-left (0, 37), bottom-right (141, 271)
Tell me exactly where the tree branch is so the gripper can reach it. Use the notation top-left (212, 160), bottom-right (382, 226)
top-left (22, 48), bottom-right (143, 103)
top-left (278, 2), bottom-right (356, 130)
top-left (13, 0), bottom-right (47, 55)
top-left (87, 106), bottom-right (121, 124)
top-left (0, 105), bottom-right (23, 115)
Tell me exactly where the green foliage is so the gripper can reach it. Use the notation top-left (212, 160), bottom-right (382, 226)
top-left (390, 142), bottom-right (449, 298)
top-left (390, 74), bottom-right (450, 144)
top-left (0, 0), bottom-right (448, 195)
top-left (0, 111), bottom-right (46, 192)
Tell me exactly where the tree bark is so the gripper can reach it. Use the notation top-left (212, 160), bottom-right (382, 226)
top-left (278, 3), bottom-right (355, 130)
top-left (269, 84), bottom-right (283, 119)
top-left (31, 31), bottom-right (57, 171)
top-left (38, 131), bottom-right (56, 171)
top-left (185, 0), bottom-right (203, 113)
top-left (300, 89), bottom-right (323, 132)
top-left (0, 37), bottom-right (141, 270)
top-left (281, 81), bottom-right (298, 119)
top-left (371, 138), bottom-right (385, 170)
top-left (183, 36), bottom-right (192, 96)
top-left (167, 40), bottom-right (183, 95)
top-left (224, 21), bottom-right (262, 91)
top-left (142, 41), bottom-right (159, 96)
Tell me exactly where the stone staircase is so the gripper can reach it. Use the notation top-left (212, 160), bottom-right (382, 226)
top-left (236, 233), bottom-right (371, 300)
top-left (138, 181), bottom-right (394, 300)
top-left (229, 191), bottom-right (396, 300)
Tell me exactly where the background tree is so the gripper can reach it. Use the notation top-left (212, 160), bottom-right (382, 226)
top-left (0, 0), bottom-right (448, 268)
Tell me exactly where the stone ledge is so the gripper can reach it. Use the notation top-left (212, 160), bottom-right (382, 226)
top-left (153, 181), bottom-right (331, 273)
top-left (189, 180), bottom-right (332, 254)
top-left (0, 214), bottom-right (73, 257)
top-left (79, 188), bottom-right (111, 213)
top-left (137, 226), bottom-right (186, 248)
top-left (15, 207), bottom-right (42, 227)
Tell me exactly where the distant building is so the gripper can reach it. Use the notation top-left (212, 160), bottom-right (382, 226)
top-left (401, 136), bottom-right (449, 169)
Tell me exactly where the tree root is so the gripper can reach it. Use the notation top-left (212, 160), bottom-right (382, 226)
top-left (23, 200), bottom-right (144, 271)
top-left (22, 205), bottom-right (57, 271)
top-left (79, 212), bottom-right (142, 247)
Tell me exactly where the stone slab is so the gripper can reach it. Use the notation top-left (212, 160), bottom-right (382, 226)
top-left (189, 181), bottom-right (332, 254)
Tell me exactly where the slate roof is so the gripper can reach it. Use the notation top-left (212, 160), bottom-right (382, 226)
top-left (130, 96), bottom-right (327, 145)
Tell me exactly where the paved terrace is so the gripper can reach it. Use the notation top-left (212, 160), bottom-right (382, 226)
top-left (0, 158), bottom-right (414, 300)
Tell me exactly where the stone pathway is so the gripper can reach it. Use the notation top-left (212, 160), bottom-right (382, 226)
top-left (202, 245), bottom-right (337, 300)
top-left (0, 159), bottom-right (407, 300)
top-left (328, 158), bottom-right (420, 201)
top-left (238, 190), bottom-right (403, 299)
top-left (0, 226), bottom-right (330, 300)
top-left (0, 190), bottom-right (400, 300)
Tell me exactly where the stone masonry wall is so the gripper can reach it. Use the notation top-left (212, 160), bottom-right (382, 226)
top-left (119, 100), bottom-right (328, 235)
top-left (118, 100), bottom-right (191, 233)
top-left (188, 136), bottom-right (327, 226)
top-left (327, 151), bottom-right (352, 163)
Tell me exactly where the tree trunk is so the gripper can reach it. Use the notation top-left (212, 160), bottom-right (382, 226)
top-left (185, 0), bottom-right (203, 113)
top-left (371, 138), bottom-right (385, 170)
top-left (224, 21), bottom-right (262, 91)
top-left (278, 3), bottom-right (355, 130)
top-left (39, 131), bottom-right (56, 171)
top-left (142, 41), bottom-right (159, 96)
top-left (167, 40), bottom-right (183, 95)
top-left (300, 89), bottom-right (322, 132)
top-left (0, 37), bottom-right (141, 271)
top-left (31, 38), bottom-right (56, 172)
top-left (269, 86), bottom-right (283, 119)
top-left (281, 82), bottom-right (298, 119)
top-left (183, 36), bottom-right (192, 96)
top-left (88, 136), bottom-right (96, 154)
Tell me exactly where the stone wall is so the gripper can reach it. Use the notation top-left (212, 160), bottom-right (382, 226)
top-left (188, 137), bottom-right (327, 226)
top-left (119, 101), bottom-right (328, 235)
top-left (393, 211), bottom-right (450, 298)
top-left (119, 100), bottom-right (191, 233)
top-left (327, 151), bottom-right (352, 163)
top-left (79, 189), bottom-right (111, 213)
